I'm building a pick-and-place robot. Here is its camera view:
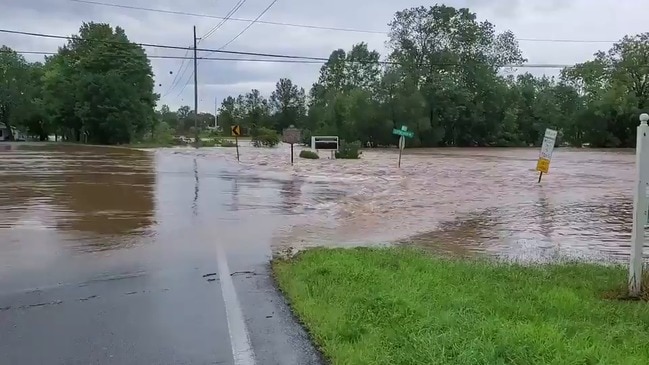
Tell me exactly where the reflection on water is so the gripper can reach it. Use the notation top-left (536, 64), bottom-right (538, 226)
top-left (0, 143), bottom-right (155, 251)
top-left (0, 142), bottom-right (644, 265)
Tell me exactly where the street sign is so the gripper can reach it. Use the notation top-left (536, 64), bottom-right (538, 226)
top-left (393, 125), bottom-right (414, 168)
top-left (311, 136), bottom-right (339, 151)
top-left (392, 125), bottom-right (414, 138)
top-left (231, 125), bottom-right (241, 161)
top-left (536, 128), bottom-right (557, 182)
top-left (283, 126), bottom-right (301, 165)
top-left (282, 126), bottom-right (301, 145)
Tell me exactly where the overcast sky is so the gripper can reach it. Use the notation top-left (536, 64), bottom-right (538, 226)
top-left (2, 0), bottom-right (648, 112)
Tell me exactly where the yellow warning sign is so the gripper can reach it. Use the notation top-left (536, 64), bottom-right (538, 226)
top-left (231, 125), bottom-right (241, 137)
top-left (536, 158), bottom-right (551, 174)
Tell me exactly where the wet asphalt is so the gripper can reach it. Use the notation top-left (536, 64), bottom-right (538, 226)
top-left (0, 145), bottom-right (323, 365)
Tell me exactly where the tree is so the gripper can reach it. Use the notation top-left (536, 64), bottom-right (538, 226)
top-left (41, 22), bottom-right (158, 144)
top-left (270, 78), bottom-right (306, 131)
top-left (0, 46), bottom-right (33, 140)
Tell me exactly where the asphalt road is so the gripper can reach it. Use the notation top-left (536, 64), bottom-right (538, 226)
top-left (0, 146), bottom-right (323, 365)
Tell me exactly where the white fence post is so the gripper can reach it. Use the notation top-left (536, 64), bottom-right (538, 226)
top-left (629, 113), bottom-right (649, 297)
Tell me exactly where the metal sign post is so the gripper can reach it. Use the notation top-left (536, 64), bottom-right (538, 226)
top-left (392, 125), bottom-right (414, 168)
top-left (535, 128), bottom-right (558, 183)
top-left (282, 125), bottom-right (301, 165)
top-left (231, 125), bottom-right (241, 161)
top-left (629, 113), bottom-right (649, 298)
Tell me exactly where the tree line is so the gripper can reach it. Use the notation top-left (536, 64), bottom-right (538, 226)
top-left (1, 5), bottom-right (648, 147)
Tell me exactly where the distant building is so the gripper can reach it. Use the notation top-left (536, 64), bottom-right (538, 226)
top-left (0, 123), bottom-right (27, 141)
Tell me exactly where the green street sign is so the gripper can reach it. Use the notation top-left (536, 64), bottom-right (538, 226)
top-left (392, 127), bottom-right (414, 138)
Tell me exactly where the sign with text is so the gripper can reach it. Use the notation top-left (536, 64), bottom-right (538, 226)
top-left (392, 125), bottom-right (414, 138)
top-left (393, 125), bottom-right (414, 168)
top-left (536, 128), bottom-right (557, 174)
top-left (311, 136), bottom-right (339, 151)
top-left (282, 126), bottom-right (301, 145)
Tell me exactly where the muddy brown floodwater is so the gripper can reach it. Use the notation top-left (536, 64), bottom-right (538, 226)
top-left (0, 142), bottom-right (641, 266)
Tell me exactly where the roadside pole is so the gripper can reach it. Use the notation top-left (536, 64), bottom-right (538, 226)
top-left (193, 26), bottom-right (199, 148)
top-left (629, 113), bottom-right (649, 298)
top-left (231, 125), bottom-right (241, 162)
top-left (282, 125), bottom-right (301, 166)
top-left (398, 136), bottom-right (404, 168)
top-left (392, 125), bottom-right (414, 168)
top-left (535, 128), bottom-right (557, 183)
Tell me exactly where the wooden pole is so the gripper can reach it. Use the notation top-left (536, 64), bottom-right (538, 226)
top-left (235, 136), bottom-right (240, 161)
top-left (398, 148), bottom-right (402, 168)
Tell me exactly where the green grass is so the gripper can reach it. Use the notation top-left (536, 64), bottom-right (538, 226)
top-left (272, 247), bottom-right (649, 365)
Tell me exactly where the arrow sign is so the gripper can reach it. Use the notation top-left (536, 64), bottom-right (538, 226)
top-left (231, 125), bottom-right (241, 137)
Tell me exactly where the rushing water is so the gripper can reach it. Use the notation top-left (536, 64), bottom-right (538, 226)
top-left (0, 142), bottom-right (641, 266)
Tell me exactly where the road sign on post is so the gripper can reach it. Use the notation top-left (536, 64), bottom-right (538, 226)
top-left (392, 125), bottom-right (414, 168)
top-left (282, 125), bottom-right (301, 165)
top-left (536, 128), bottom-right (558, 183)
top-left (629, 113), bottom-right (649, 298)
top-left (231, 125), bottom-right (241, 161)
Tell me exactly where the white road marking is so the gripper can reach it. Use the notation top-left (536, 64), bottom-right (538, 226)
top-left (216, 243), bottom-right (257, 365)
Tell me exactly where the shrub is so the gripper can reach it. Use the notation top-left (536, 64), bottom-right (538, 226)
top-left (335, 140), bottom-right (362, 159)
top-left (220, 140), bottom-right (238, 147)
top-left (201, 139), bottom-right (218, 147)
top-left (251, 127), bottom-right (280, 147)
top-left (299, 150), bottom-right (319, 159)
top-left (301, 129), bottom-right (312, 146)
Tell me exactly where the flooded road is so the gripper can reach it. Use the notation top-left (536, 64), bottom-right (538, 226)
top-left (0, 143), bottom-right (322, 365)
top-left (0, 142), bottom-right (641, 364)
top-left (199, 142), bottom-right (638, 263)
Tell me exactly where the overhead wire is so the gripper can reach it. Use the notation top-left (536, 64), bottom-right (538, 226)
top-left (68, 0), bottom-right (386, 35)
top-left (0, 28), bottom-right (329, 61)
top-left (0, 29), bottom-right (592, 68)
top-left (201, 0), bottom-right (247, 41)
top-left (162, 48), bottom-right (191, 97)
top-left (216, 0), bottom-right (278, 50)
top-left (67, 0), bottom-right (621, 43)
top-left (6, 50), bottom-right (592, 69)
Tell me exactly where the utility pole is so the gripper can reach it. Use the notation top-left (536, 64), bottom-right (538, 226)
top-left (193, 25), bottom-right (199, 148)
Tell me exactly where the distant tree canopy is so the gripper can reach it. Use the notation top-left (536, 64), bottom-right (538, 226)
top-left (2, 6), bottom-right (649, 147)
top-left (1, 22), bottom-right (158, 144)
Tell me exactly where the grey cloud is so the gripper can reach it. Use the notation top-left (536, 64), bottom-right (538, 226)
top-left (2, 0), bottom-right (649, 111)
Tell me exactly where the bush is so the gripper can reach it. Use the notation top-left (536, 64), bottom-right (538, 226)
top-left (251, 127), bottom-right (280, 147)
top-left (220, 140), bottom-right (238, 147)
top-left (335, 140), bottom-right (362, 159)
top-left (299, 150), bottom-right (319, 159)
top-left (201, 139), bottom-right (218, 147)
top-left (301, 129), bottom-right (312, 146)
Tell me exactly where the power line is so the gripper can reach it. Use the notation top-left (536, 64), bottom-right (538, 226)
top-left (6, 50), bottom-right (323, 63)
top-left (0, 28), bottom-right (329, 61)
top-left (69, 0), bottom-right (385, 35)
top-left (7, 50), bottom-right (589, 69)
top-left (68, 0), bottom-right (621, 44)
top-left (217, 0), bottom-right (278, 50)
top-left (201, 0), bottom-right (247, 41)
top-left (163, 47), bottom-right (191, 97)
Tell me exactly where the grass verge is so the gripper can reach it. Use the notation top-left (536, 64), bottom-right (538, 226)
top-left (272, 247), bottom-right (649, 365)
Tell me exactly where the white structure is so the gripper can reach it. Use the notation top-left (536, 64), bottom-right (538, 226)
top-left (629, 113), bottom-right (649, 297)
top-left (311, 136), bottom-right (339, 150)
top-left (0, 123), bottom-right (26, 141)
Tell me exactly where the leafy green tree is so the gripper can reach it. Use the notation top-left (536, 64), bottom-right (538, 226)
top-left (270, 78), bottom-right (306, 131)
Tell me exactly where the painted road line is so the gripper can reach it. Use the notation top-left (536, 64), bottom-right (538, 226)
top-left (216, 243), bottom-right (257, 365)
